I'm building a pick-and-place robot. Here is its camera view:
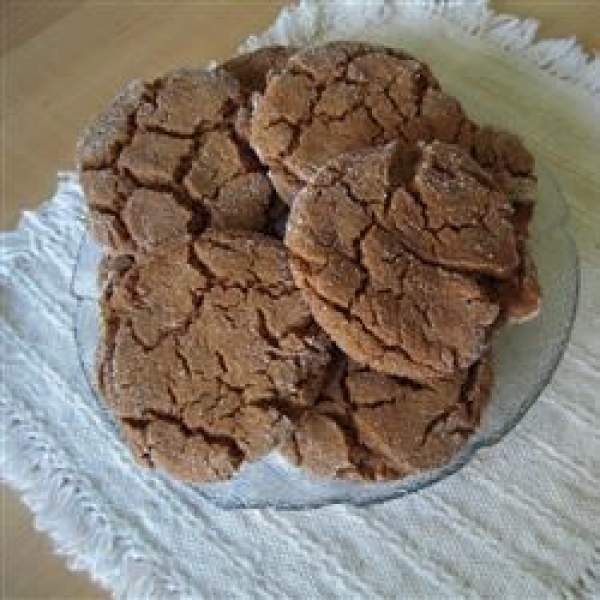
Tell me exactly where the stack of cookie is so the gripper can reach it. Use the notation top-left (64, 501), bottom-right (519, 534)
top-left (77, 42), bottom-right (540, 483)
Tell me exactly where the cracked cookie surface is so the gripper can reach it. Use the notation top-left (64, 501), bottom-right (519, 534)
top-left (78, 68), bottom-right (275, 255)
top-left (285, 141), bottom-right (512, 381)
top-left (97, 230), bottom-right (332, 481)
top-left (281, 349), bottom-right (493, 481)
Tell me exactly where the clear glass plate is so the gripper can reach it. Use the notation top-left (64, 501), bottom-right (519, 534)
top-left (71, 161), bottom-right (578, 509)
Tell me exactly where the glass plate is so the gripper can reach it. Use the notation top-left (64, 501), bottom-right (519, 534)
top-left (71, 161), bottom-right (578, 509)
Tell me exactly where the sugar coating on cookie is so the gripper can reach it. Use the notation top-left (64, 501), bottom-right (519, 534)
top-left (285, 141), bottom-right (511, 381)
top-left (78, 68), bottom-right (274, 255)
top-left (97, 230), bottom-right (332, 481)
top-left (281, 350), bottom-right (493, 480)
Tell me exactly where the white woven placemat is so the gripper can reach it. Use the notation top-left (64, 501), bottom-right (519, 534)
top-left (1, 1), bottom-right (599, 597)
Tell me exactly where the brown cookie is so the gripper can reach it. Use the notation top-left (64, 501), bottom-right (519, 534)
top-left (285, 141), bottom-right (513, 382)
top-left (77, 68), bottom-right (275, 255)
top-left (281, 350), bottom-right (493, 481)
top-left (250, 41), bottom-right (475, 203)
top-left (97, 230), bottom-right (332, 482)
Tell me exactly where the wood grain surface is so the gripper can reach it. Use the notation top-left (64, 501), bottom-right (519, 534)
top-left (1, 1), bottom-right (598, 597)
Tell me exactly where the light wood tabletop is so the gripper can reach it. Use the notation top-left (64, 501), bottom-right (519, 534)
top-left (1, 1), bottom-right (598, 598)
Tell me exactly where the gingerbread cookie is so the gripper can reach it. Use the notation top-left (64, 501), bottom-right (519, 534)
top-left (285, 141), bottom-right (512, 382)
top-left (282, 350), bottom-right (493, 481)
top-left (456, 124), bottom-right (540, 322)
top-left (98, 230), bottom-right (332, 481)
top-left (78, 68), bottom-right (274, 255)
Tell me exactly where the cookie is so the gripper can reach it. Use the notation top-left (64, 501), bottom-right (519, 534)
top-left (77, 68), bottom-right (275, 255)
top-left (97, 230), bottom-right (332, 481)
top-left (285, 141), bottom-right (513, 382)
top-left (281, 350), bottom-right (493, 481)
top-left (221, 45), bottom-right (296, 145)
top-left (250, 41), bottom-right (475, 203)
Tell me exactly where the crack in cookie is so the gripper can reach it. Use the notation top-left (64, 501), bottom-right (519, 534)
top-left (98, 230), bottom-right (332, 481)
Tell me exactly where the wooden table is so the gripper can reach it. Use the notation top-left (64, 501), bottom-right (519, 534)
top-left (2, 2), bottom-right (598, 597)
